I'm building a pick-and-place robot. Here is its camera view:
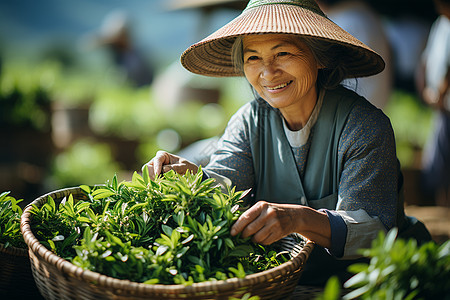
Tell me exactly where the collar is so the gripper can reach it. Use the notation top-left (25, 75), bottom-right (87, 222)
top-left (283, 88), bottom-right (324, 147)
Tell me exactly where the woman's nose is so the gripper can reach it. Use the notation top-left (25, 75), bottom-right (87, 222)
top-left (260, 61), bottom-right (280, 80)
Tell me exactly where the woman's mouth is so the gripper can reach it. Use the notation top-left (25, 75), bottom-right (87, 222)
top-left (266, 80), bottom-right (293, 91)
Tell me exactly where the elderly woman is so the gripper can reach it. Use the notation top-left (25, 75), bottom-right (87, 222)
top-left (144, 0), bottom-right (430, 285)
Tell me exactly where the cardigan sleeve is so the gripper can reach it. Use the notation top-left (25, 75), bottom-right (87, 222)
top-left (335, 101), bottom-right (398, 258)
top-left (320, 209), bottom-right (348, 258)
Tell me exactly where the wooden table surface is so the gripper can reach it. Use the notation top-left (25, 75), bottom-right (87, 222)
top-left (405, 205), bottom-right (450, 244)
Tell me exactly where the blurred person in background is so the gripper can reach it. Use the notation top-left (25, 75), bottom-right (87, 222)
top-left (416, 0), bottom-right (450, 207)
top-left (155, 0), bottom-right (250, 166)
top-left (317, 0), bottom-right (393, 110)
top-left (87, 10), bottom-right (154, 87)
top-left (383, 13), bottom-right (431, 93)
top-left (154, 0), bottom-right (248, 111)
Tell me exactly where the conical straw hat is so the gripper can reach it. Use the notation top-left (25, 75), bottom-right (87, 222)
top-left (181, 0), bottom-right (385, 78)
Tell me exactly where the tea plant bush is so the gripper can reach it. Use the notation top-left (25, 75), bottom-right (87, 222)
top-left (343, 228), bottom-right (450, 300)
top-left (30, 168), bottom-right (291, 285)
top-left (0, 191), bottom-right (26, 248)
top-left (384, 90), bottom-right (433, 168)
top-left (49, 139), bottom-right (123, 189)
top-left (0, 61), bottom-right (54, 131)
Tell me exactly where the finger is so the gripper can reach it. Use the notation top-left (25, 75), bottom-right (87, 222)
top-left (240, 214), bottom-right (266, 239)
top-left (253, 228), bottom-right (276, 245)
top-left (251, 216), bottom-right (283, 245)
top-left (153, 151), bottom-right (170, 177)
top-left (144, 163), bottom-right (157, 180)
top-left (230, 202), bottom-right (264, 236)
top-left (141, 160), bottom-right (152, 173)
top-left (162, 163), bottom-right (189, 175)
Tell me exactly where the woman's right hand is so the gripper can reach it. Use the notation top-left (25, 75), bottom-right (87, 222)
top-left (142, 151), bottom-right (199, 179)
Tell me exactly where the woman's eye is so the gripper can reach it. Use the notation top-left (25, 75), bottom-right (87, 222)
top-left (277, 52), bottom-right (289, 57)
top-left (246, 55), bottom-right (259, 61)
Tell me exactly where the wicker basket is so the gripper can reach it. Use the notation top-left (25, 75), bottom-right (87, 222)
top-left (21, 187), bottom-right (314, 300)
top-left (0, 243), bottom-right (44, 299)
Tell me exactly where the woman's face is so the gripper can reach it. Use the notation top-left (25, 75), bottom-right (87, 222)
top-left (243, 34), bottom-right (319, 112)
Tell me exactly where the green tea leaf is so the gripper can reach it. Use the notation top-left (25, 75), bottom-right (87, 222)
top-left (92, 189), bottom-right (115, 200)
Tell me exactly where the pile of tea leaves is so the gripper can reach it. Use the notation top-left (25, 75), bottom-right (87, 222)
top-left (0, 191), bottom-right (26, 249)
top-left (30, 168), bottom-right (291, 284)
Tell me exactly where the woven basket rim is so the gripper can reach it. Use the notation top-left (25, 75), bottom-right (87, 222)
top-left (0, 242), bottom-right (28, 256)
top-left (20, 187), bottom-right (314, 293)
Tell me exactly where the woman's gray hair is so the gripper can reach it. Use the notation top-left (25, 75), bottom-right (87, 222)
top-left (231, 36), bottom-right (245, 76)
top-left (231, 35), bottom-right (352, 90)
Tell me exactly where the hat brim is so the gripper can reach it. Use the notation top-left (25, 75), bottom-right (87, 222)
top-left (181, 3), bottom-right (385, 78)
top-left (167, 0), bottom-right (247, 11)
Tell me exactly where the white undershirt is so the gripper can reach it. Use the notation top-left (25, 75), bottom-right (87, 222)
top-left (282, 89), bottom-right (324, 147)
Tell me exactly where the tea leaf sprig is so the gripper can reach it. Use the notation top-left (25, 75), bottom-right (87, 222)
top-left (30, 194), bottom-right (87, 259)
top-left (344, 228), bottom-right (450, 299)
top-left (0, 191), bottom-right (26, 249)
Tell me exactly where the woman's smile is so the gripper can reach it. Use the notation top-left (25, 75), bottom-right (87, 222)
top-left (265, 80), bottom-right (293, 92)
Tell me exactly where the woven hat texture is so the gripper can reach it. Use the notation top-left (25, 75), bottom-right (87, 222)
top-left (181, 0), bottom-right (385, 78)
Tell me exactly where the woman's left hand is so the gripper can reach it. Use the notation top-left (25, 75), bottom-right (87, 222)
top-left (142, 151), bottom-right (198, 180)
top-left (230, 200), bottom-right (332, 247)
top-left (230, 201), bottom-right (300, 245)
